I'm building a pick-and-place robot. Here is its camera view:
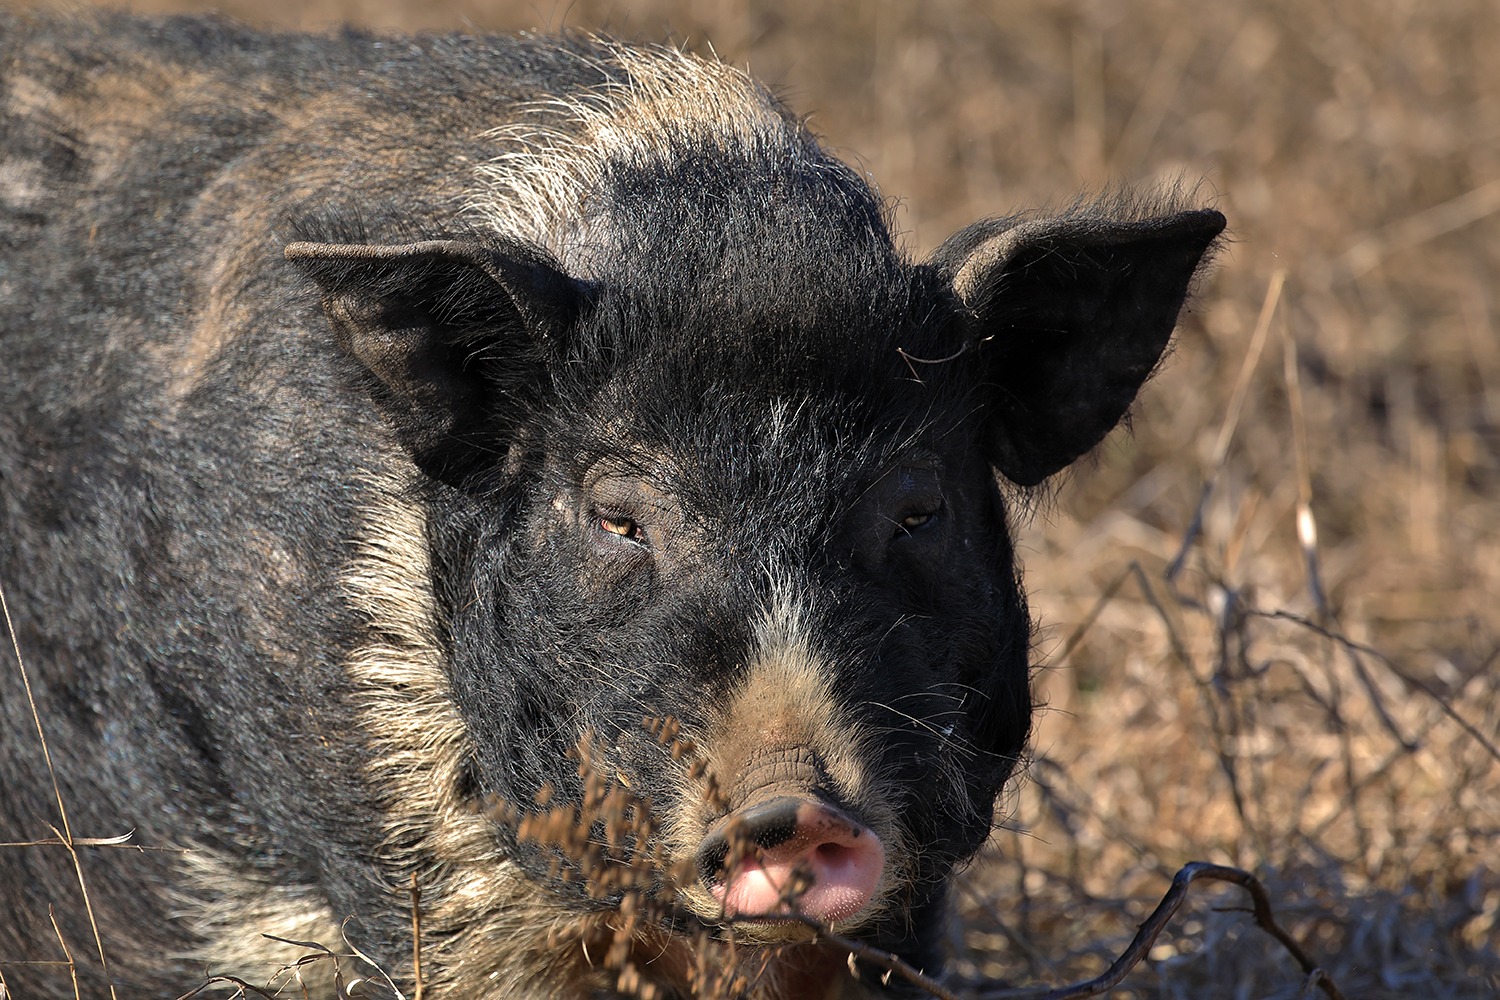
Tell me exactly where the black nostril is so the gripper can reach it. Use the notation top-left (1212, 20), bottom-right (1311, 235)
top-left (737, 796), bottom-right (802, 849)
top-left (694, 796), bottom-right (804, 886)
top-left (696, 837), bottom-right (729, 886)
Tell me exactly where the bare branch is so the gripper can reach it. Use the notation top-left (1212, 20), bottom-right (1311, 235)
top-left (410, 875), bottom-right (424, 1000)
top-left (972, 863), bottom-right (1345, 1000)
top-left (1252, 609), bottom-right (1500, 764)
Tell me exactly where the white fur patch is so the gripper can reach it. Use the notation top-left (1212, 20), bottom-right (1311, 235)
top-left (341, 477), bottom-right (603, 997)
top-left (469, 40), bottom-right (801, 265)
top-left (173, 846), bottom-right (344, 990)
top-left (0, 157), bottom-right (47, 212)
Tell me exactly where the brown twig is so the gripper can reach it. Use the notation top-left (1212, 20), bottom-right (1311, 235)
top-left (973, 863), bottom-right (1345, 1000)
top-left (1167, 269), bottom-right (1285, 583)
top-left (957, 877), bottom-right (1049, 971)
top-left (0, 832), bottom-right (174, 850)
top-left (0, 576), bottom-right (118, 1000)
top-left (1341, 176), bottom-right (1500, 276)
top-left (172, 975), bottom-right (281, 1000)
top-left (1128, 563), bottom-right (1198, 679)
top-left (173, 929), bottom-right (406, 1000)
top-left (339, 922), bottom-right (406, 1000)
top-left (46, 907), bottom-right (80, 1000)
top-left (1252, 608), bottom-right (1500, 764)
top-left (507, 730), bottom-right (1355, 1000)
top-left (410, 875), bottom-right (424, 1000)
top-left (729, 913), bottom-right (962, 1000)
top-left (1043, 566), bottom-right (1131, 672)
top-left (1280, 322), bottom-right (1328, 617)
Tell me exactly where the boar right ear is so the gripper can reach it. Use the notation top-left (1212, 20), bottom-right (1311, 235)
top-left (286, 237), bottom-right (578, 484)
top-left (930, 207), bottom-right (1225, 486)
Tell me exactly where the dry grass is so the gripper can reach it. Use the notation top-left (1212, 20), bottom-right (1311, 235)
top-left (5, 0), bottom-right (1498, 996)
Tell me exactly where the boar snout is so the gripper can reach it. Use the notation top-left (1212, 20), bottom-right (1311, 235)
top-left (696, 795), bottom-right (886, 924)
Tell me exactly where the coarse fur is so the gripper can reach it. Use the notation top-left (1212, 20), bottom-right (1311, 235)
top-left (0, 11), bottom-right (1224, 999)
top-left (469, 37), bottom-right (813, 262)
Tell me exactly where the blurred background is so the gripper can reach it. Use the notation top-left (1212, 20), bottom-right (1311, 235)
top-left (8, 0), bottom-right (1499, 995)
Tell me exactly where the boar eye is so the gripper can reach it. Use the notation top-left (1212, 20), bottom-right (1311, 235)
top-left (896, 502), bottom-right (942, 537)
top-left (598, 513), bottom-right (644, 543)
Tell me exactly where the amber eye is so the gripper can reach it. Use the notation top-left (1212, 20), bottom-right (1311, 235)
top-left (896, 504), bottom-right (941, 536)
top-left (598, 514), bottom-right (642, 541)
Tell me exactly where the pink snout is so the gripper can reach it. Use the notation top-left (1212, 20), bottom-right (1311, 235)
top-left (695, 796), bottom-right (885, 924)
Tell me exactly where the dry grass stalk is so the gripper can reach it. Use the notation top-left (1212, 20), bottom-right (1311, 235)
top-left (45, 908), bottom-right (80, 1000)
top-left (1167, 268), bottom-right (1283, 584)
top-left (0, 577), bottom-right (119, 1000)
top-left (172, 930), bottom-right (405, 1000)
top-left (409, 876), bottom-right (423, 1000)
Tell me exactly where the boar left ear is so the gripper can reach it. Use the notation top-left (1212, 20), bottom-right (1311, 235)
top-left (286, 237), bottom-right (578, 484)
top-left (929, 208), bottom-right (1225, 486)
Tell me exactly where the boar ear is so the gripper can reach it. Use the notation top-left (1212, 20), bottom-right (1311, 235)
top-left (285, 237), bottom-right (577, 484)
top-left (929, 208), bottom-right (1225, 486)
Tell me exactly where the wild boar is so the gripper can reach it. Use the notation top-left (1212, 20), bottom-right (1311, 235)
top-left (0, 11), bottom-right (1223, 999)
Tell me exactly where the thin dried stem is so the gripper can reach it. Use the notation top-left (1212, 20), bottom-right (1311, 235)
top-left (0, 577), bottom-right (118, 1000)
top-left (0, 832), bottom-right (163, 850)
top-left (1280, 320), bottom-right (1327, 616)
top-left (1252, 609), bottom-right (1500, 764)
top-left (410, 875), bottom-right (424, 1000)
top-left (172, 975), bottom-right (281, 1000)
top-left (735, 914), bottom-right (962, 1000)
top-left (1168, 268), bottom-right (1285, 582)
top-left (1341, 176), bottom-right (1500, 276)
top-left (46, 907), bottom-right (80, 1000)
top-left (1044, 566), bottom-right (1131, 672)
top-left (974, 863), bottom-right (1345, 1000)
